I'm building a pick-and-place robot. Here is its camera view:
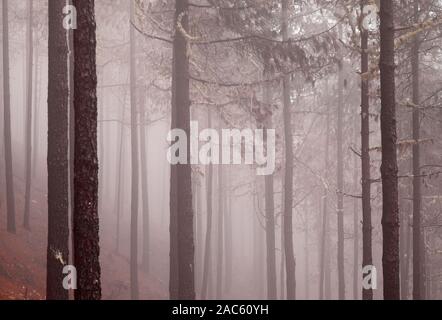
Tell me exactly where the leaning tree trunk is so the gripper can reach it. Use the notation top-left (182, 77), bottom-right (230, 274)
top-left (169, 0), bottom-right (195, 300)
top-left (2, 0), bottom-right (16, 234)
top-left (73, 0), bottom-right (101, 300)
top-left (23, 0), bottom-right (34, 230)
top-left (281, 0), bottom-right (296, 300)
top-left (411, 0), bottom-right (422, 301)
top-left (379, 0), bottom-right (400, 300)
top-left (46, 0), bottom-right (70, 300)
top-left (129, 0), bottom-right (139, 300)
top-left (360, 0), bottom-right (373, 301)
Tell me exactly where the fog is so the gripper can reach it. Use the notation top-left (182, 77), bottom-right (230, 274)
top-left (0, 0), bottom-right (441, 300)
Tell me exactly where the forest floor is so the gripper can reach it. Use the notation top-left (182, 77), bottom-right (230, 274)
top-left (0, 180), bottom-right (167, 300)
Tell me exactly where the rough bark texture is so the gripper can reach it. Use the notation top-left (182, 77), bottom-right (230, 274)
top-left (411, 0), bottom-right (422, 301)
top-left (281, 0), bottom-right (296, 300)
top-left (169, 0), bottom-right (195, 300)
top-left (23, 0), bottom-right (33, 231)
top-left (360, 0), bottom-right (373, 300)
top-left (379, 0), bottom-right (400, 300)
top-left (46, 0), bottom-right (69, 300)
top-left (129, 0), bottom-right (139, 300)
top-left (2, 0), bottom-right (16, 234)
top-left (73, 0), bottom-right (102, 300)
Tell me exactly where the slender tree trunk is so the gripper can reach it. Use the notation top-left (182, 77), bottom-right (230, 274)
top-left (360, 0), bottom-right (373, 301)
top-left (46, 0), bottom-right (69, 300)
top-left (379, 0), bottom-right (400, 300)
top-left (264, 81), bottom-right (277, 300)
top-left (201, 109), bottom-right (213, 300)
top-left (23, 0), bottom-right (33, 230)
top-left (319, 94), bottom-right (330, 300)
top-left (353, 127), bottom-right (359, 300)
top-left (336, 56), bottom-right (345, 300)
top-left (224, 169), bottom-right (232, 294)
top-left (216, 159), bottom-right (223, 299)
top-left (140, 91), bottom-right (150, 274)
top-left (281, 0), bottom-right (296, 300)
top-left (411, 0), bottom-right (422, 301)
top-left (129, 0), bottom-right (139, 300)
top-left (73, 0), bottom-right (101, 300)
top-left (169, 0), bottom-right (195, 300)
top-left (304, 210), bottom-right (309, 299)
top-left (114, 101), bottom-right (125, 254)
top-left (32, 43), bottom-right (40, 179)
top-left (2, 0), bottom-right (16, 234)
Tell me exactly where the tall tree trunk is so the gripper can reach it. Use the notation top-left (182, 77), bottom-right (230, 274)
top-left (379, 0), bottom-right (400, 300)
top-left (201, 109), bottom-right (213, 300)
top-left (216, 158), bottom-right (223, 299)
top-left (411, 0), bottom-right (422, 301)
top-left (336, 56), bottom-right (345, 300)
top-left (46, 0), bottom-right (69, 300)
top-left (23, 0), bottom-right (33, 230)
top-left (304, 210), bottom-right (309, 299)
top-left (73, 0), bottom-right (101, 300)
top-left (353, 126), bottom-right (359, 300)
top-left (32, 43), bottom-right (40, 179)
top-left (319, 92), bottom-right (331, 300)
top-left (360, 0), bottom-right (373, 301)
top-left (264, 80), bottom-right (277, 300)
top-left (223, 169), bottom-right (232, 294)
top-left (129, 0), bottom-right (139, 300)
top-left (169, 0), bottom-right (195, 300)
top-left (114, 100), bottom-right (125, 254)
top-left (140, 90), bottom-right (150, 274)
top-left (2, 0), bottom-right (16, 234)
top-left (281, 0), bottom-right (296, 300)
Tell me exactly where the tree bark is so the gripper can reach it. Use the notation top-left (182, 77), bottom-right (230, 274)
top-left (216, 157), bottom-right (223, 299)
top-left (46, 0), bottom-right (70, 300)
top-left (2, 0), bottom-right (16, 234)
top-left (73, 0), bottom-right (101, 300)
top-left (379, 0), bottom-right (400, 300)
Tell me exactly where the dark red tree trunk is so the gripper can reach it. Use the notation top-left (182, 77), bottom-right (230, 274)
top-left (379, 0), bottom-right (400, 300)
top-left (73, 0), bottom-right (101, 300)
top-left (46, 0), bottom-right (70, 300)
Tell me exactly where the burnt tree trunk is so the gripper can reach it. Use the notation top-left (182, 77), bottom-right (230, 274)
top-left (379, 0), bottom-right (400, 300)
top-left (73, 0), bottom-right (102, 300)
top-left (46, 0), bottom-right (70, 300)
top-left (2, 0), bottom-right (16, 234)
